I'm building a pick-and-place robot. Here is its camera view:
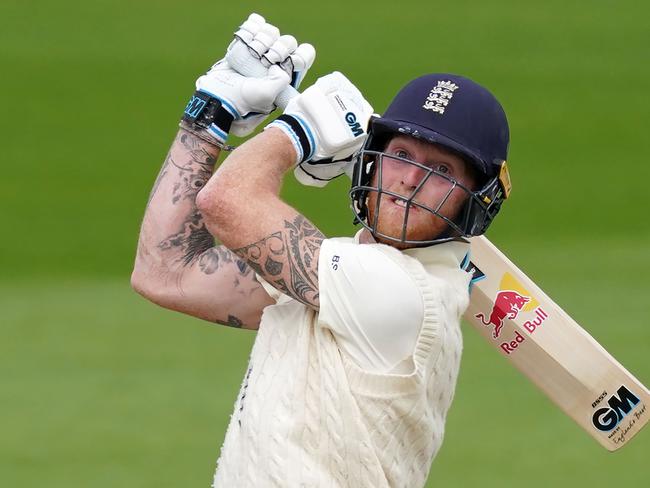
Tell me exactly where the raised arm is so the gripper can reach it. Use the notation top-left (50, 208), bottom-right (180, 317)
top-left (132, 125), bottom-right (276, 329)
top-left (197, 129), bottom-right (325, 308)
top-left (196, 73), bottom-right (373, 309)
top-left (131, 14), bottom-right (311, 329)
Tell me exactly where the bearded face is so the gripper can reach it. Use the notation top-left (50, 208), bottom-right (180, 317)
top-left (365, 135), bottom-right (478, 249)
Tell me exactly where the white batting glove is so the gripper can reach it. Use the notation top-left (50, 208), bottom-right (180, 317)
top-left (266, 72), bottom-right (373, 166)
top-left (226, 13), bottom-right (315, 111)
top-left (189, 63), bottom-right (290, 141)
top-left (183, 13), bottom-right (313, 142)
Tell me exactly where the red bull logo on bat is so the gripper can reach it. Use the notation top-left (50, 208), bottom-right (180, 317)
top-left (475, 290), bottom-right (530, 339)
top-left (475, 273), bottom-right (549, 355)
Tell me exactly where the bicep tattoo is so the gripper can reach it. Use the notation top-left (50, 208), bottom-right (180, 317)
top-left (232, 215), bottom-right (324, 309)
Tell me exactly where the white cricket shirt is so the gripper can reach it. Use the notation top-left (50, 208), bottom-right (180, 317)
top-left (212, 231), bottom-right (472, 487)
top-left (318, 233), bottom-right (424, 374)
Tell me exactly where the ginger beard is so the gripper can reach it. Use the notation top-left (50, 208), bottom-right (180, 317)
top-left (366, 142), bottom-right (474, 249)
top-left (365, 179), bottom-right (467, 249)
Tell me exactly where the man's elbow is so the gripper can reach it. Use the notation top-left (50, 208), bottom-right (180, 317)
top-left (195, 185), bottom-right (217, 218)
top-left (130, 268), bottom-right (149, 299)
top-left (130, 268), bottom-right (174, 309)
top-left (196, 184), bottom-right (240, 237)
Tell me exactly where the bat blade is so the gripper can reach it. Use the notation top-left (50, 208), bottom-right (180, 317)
top-left (463, 236), bottom-right (649, 451)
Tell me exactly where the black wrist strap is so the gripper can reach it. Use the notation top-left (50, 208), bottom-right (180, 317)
top-left (275, 114), bottom-right (313, 163)
top-left (182, 91), bottom-right (234, 136)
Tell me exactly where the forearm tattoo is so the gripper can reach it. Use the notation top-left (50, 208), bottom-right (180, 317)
top-left (153, 131), bottom-right (252, 279)
top-left (157, 210), bottom-right (215, 265)
top-left (232, 215), bottom-right (324, 308)
top-left (139, 129), bottom-right (263, 328)
top-left (170, 131), bottom-right (215, 204)
top-left (198, 247), bottom-right (251, 277)
top-left (148, 131), bottom-right (215, 206)
top-left (152, 131), bottom-right (218, 267)
top-left (226, 315), bottom-right (244, 328)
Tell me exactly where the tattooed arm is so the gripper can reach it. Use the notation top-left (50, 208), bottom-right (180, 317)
top-left (131, 127), bottom-right (274, 329)
top-left (196, 128), bottom-right (324, 309)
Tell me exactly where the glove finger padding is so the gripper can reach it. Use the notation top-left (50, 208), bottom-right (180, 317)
top-left (226, 14), bottom-right (315, 108)
top-left (263, 35), bottom-right (298, 66)
top-left (229, 15), bottom-right (280, 73)
top-left (247, 23), bottom-right (280, 57)
top-left (226, 39), bottom-right (268, 81)
top-left (187, 13), bottom-right (314, 142)
top-left (267, 71), bottom-right (373, 164)
top-left (233, 13), bottom-right (266, 44)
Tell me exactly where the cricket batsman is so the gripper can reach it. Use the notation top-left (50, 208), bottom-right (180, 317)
top-left (132, 13), bottom-right (511, 487)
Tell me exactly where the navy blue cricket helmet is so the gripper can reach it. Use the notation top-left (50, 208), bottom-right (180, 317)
top-left (350, 73), bottom-right (512, 246)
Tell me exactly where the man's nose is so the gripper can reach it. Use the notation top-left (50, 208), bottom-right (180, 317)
top-left (400, 163), bottom-right (428, 190)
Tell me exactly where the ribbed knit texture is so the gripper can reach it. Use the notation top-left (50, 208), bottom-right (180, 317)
top-left (212, 240), bottom-right (470, 488)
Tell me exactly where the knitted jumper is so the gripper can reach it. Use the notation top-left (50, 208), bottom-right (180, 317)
top-left (212, 239), bottom-right (471, 488)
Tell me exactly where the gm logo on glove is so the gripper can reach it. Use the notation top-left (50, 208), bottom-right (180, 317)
top-left (185, 95), bottom-right (207, 119)
top-left (345, 112), bottom-right (364, 137)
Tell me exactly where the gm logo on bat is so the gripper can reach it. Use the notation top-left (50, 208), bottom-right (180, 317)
top-left (591, 385), bottom-right (642, 432)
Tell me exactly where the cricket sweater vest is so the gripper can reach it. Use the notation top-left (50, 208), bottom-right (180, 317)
top-left (212, 239), bottom-right (471, 488)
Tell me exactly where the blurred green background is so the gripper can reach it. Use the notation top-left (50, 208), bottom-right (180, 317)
top-left (2, 0), bottom-right (649, 486)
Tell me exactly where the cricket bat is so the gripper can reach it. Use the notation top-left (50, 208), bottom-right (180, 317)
top-left (463, 236), bottom-right (649, 451)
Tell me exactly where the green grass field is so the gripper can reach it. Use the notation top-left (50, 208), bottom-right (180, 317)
top-left (2, 0), bottom-right (649, 486)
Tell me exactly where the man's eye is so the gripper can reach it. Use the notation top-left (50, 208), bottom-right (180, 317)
top-left (395, 150), bottom-right (409, 159)
top-left (436, 164), bottom-right (450, 174)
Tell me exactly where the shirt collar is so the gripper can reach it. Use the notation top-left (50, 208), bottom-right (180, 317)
top-left (354, 228), bottom-right (469, 268)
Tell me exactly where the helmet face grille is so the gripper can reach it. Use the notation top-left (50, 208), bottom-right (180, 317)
top-left (349, 149), bottom-right (504, 247)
